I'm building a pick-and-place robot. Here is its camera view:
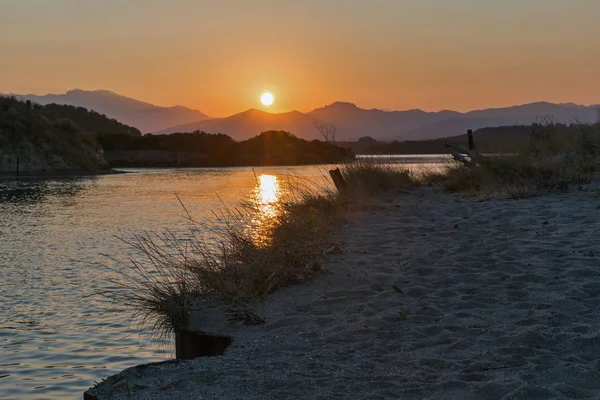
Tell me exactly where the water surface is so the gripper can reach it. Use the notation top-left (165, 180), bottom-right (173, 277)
top-left (0, 160), bottom-right (441, 399)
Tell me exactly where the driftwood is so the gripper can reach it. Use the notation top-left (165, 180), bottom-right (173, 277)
top-left (445, 143), bottom-right (481, 168)
top-left (329, 168), bottom-right (347, 192)
top-left (444, 129), bottom-right (481, 168)
top-left (449, 150), bottom-right (474, 167)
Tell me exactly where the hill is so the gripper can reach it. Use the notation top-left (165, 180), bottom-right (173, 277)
top-left (401, 102), bottom-right (600, 140)
top-left (38, 103), bottom-right (141, 136)
top-left (157, 103), bottom-right (463, 140)
top-left (5, 89), bottom-right (209, 133)
top-left (308, 102), bottom-right (462, 140)
top-left (338, 125), bottom-right (554, 155)
top-left (159, 101), bottom-right (599, 141)
top-left (0, 97), bottom-right (107, 174)
top-left (159, 109), bottom-right (318, 141)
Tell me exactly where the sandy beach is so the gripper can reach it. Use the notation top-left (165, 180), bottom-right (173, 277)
top-left (86, 183), bottom-right (600, 399)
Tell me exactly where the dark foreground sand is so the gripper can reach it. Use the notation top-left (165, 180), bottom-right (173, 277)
top-left (87, 184), bottom-right (600, 400)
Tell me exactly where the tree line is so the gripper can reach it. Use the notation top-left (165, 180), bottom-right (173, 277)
top-left (98, 130), bottom-right (353, 167)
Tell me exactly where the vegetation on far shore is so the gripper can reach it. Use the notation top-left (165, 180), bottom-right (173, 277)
top-left (339, 125), bottom-right (549, 155)
top-left (98, 130), bottom-right (352, 167)
top-left (0, 96), bottom-right (108, 172)
top-left (426, 120), bottom-right (600, 199)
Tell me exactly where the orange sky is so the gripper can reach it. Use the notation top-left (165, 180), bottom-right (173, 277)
top-left (1, 0), bottom-right (600, 117)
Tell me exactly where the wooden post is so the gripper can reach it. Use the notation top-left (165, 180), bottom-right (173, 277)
top-left (329, 168), bottom-right (347, 193)
top-left (467, 129), bottom-right (474, 151)
top-left (175, 330), bottom-right (232, 360)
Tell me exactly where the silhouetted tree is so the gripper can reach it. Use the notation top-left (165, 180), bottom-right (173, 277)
top-left (314, 122), bottom-right (337, 143)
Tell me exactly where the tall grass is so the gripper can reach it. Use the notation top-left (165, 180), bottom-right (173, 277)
top-left (338, 158), bottom-right (418, 196)
top-left (102, 160), bottom-right (421, 339)
top-left (102, 181), bottom-right (339, 337)
top-left (102, 232), bottom-right (195, 341)
top-left (185, 197), bottom-right (337, 308)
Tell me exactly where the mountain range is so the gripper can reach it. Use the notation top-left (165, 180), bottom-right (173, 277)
top-left (5, 89), bottom-right (599, 141)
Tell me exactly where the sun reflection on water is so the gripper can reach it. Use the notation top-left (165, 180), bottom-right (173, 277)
top-left (254, 174), bottom-right (281, 217)
top-left (250, 174), bottom-right (284, 246)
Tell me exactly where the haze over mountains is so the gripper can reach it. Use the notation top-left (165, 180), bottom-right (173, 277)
top-left (164, 101), bottom-right (600, 141)
top-left (5, 89), bottom-right (599, 141)
top-left (4, 89), bottom-right (210, 133)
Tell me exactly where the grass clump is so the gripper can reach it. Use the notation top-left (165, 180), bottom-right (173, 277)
top-left (102, 182), bottom-right (340, 338)
top-left (102, 232), bottom-right (194, 341)
top-left (338, 158), bottom-right (418, 196)
top-left (186, 196), bottom-right (337, 309)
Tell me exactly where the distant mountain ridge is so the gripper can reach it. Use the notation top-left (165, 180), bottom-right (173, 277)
top-left (4, 89), bottom-right (599, 141)
top-left (160, 100), bottom-right (600, 141)
top-left (163, 108), bottom-right (320, 141)
top-left (3, 89), bottom-right (210, 133)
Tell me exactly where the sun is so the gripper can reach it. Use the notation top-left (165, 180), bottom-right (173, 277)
top-left (260, 92), bottom-right (274, 106)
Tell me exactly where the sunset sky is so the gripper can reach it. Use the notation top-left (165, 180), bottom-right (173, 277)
top-left (2, 0), bottom-right (600, 117)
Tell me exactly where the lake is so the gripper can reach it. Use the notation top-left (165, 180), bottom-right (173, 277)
top-left (0, 158), bottom-right (444, 400)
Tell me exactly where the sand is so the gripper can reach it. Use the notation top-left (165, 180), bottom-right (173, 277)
top-left (86, 184), bottom-right (600, 400)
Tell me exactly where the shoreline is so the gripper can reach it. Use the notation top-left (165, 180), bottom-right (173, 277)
top-left (85, 184), bottom-right (600, 399)
top-left (0, 168), bottom-right (128, 180)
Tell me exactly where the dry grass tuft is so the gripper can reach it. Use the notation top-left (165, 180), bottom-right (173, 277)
top-left (338, 158), bottom-right (419, 196)
top-left (185, 196), bottom-right (338, 310)
top-left (101, 233), bottom-right (195, 341)
top-left (102, 181), bottom-right (340, 337)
